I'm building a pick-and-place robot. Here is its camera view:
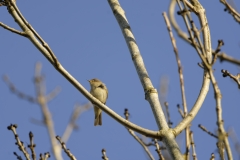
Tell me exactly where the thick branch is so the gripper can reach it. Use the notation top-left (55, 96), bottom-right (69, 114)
top-left (108, 0), bottom-right (183, 159)
top-left (174, 71), bottom-right (210, 135)
top-left (108, 0), bottom-right (168, 130)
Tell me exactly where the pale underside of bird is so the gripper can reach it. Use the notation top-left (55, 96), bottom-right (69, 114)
top-left (88, 78), bottom-right (108, 126)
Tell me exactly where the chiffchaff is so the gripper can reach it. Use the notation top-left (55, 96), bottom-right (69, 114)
top-left (88, 78), bottom-right (108, 126)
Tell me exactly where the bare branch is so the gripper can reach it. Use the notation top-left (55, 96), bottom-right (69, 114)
top-left (7, 0), bottom-right (59, 68)
top-left (108, 0), bottom-right (167, 129)
top-left (34, 62), bottom-right (63, 160)
top-left (7, 124), bottom-right (31, 160)
top-left (13, 152), bottom-right (23, 160)
top-left (4, 1), bottom-right (162, 139)
top-left (173, 73), bottom-right (210, 135)
top-left (212, 40), bottom-right (224, 65)
top-left (154, 139), bottom-right (165, 160)
top-left (102, 149), bottom-right (109, 160)
top-left (28, 132), bottom-right (36, 160)
top-left (220, 0), bottom-right (240, 23)
top-left (56, 136), bottom-right (77, 160)
top-left (169, 0), bottom-right (240, 66)
top-left (163, 12), bottom-right (191, 160)
top-left (108, 0), bottom-right (183, 158)
top-left (217, 52), bottom-right (240, 65)
top-left (210, 153), bottom-right (215, 160)
top-left (171, 1), bottom-right (233, 158)
top-left (39, 152), bottom-right (51, 160)
top-left (162, 12), bottom-right (188, 115)
top-left (210, 69), bottom-right (233, 159)
top-left (62, 103), bottom-right (92, 142)
top-left (45, 86), bottom-right (61, 102)
top-left (221, 69), bottom-right (240, 89)
top-left (177, 104), bottom-right (184, 118)
top-left (198, 124), bottom-right (218, 139)
top-left (0, 21), bottom-right (27, 36)
top-left (190, 131), bottom-right (197, 160)
top-left (3, 75), bottom-right (37, 103)
top-left (124, 109), bottom-right (155, 160)
top-left (172, 0), bottom-right (211, 137)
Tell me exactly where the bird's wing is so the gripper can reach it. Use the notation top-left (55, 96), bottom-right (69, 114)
top-left (98, 83), bottom-right (108, 103)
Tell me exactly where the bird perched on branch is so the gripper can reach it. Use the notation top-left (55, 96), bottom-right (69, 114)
top-left (88, 78), bottom-right (108, 126)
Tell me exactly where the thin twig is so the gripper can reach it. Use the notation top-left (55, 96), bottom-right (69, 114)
top-left (163, 12), bottom-right (190, 160)
top-left (7, 124), bottom-right (31, 160)
top-left (210, 153), bottom-right (215, 160)
top-left (8, 0), bottom-right (59, 68)
top-left (212, 40), bottom-right (224, 65)
top-left (124, 109), bottom-right (155, 160)
top-left (138, 136), bottom-right (155, 147)
top-left (154, 139), bottom-right (165, 160)
top-left (39, 152), bottom-right (51, 160)
top-left (190, 131), bottom-right (197, 160)
top-left (220, 0), bottom-right (240, 23)
top-left (198, 124), bottom-right (218, 139)
top-left (3, 75), bottom-right (37, 103)
top-left (44, 152), bottom-right (51, 160)
top-left (102, 149), bottom-right (109, 160)
top-left (221, 69), bottom-right (240, 89)
top-left (62, 103), bottom-right (92, 142)
top-left (28, 132), bottom-right (36, 160)
top-left (56, 136), bottom-right (77, 160)
top-left (162, 12), bottom-right (188, 116)
top-left (0, 21), bottom-right (27, 36)
top-left (45, 86), bottom-right (61, 102)
top-left (177, 104), bottom-right (184, 118)
top-left (13, 152), bottom-right (23, 160)
top-left (217, 53), bottom-right (240, 65)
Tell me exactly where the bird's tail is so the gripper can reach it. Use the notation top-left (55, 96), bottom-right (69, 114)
top-left (94, 106), bottom-right (102, 126)
top-left (94, 113), bottom-right (102, 126)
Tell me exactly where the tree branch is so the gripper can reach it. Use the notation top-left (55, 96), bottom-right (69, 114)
top-left (107, 0), bottom-right (183, 159)
top-left (3, 0), bottom-right (162, 139)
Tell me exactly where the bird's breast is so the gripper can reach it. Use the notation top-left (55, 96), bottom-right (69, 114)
top-left (90, 88), bottom-right (107, 104)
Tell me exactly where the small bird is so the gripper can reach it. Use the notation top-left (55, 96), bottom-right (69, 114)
top-left (88, 78), bottom-right (108, 126)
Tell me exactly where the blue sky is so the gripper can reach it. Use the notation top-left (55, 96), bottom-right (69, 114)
top-left (0, 0), bottom-right (240, 159)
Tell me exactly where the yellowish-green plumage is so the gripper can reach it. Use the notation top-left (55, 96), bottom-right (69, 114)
top-left (88, 78), bottom-right (108, 126)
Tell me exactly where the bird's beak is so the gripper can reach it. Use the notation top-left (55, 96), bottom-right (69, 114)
top-left (87, 79), bottom-right (90, 83)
